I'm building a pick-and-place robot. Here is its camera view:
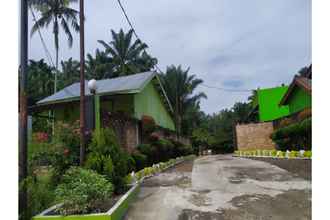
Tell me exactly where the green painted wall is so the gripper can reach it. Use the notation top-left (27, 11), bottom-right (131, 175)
top-left (258, 86), bottom-right (290, 122)
top-left (134, 83), bottom-right (175, 130)
top-left (54, 104), bottom-right (79, 122)
top-left (287, 87), bottom-right (311, 114)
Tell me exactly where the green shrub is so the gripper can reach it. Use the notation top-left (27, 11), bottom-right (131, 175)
top-left (86, 127), bottom-right (131, 193)
top-left (271, 150), bottom-right (277, 157)
top-left (289, 151), bottom-right (299, 158)
top-left (271, 117), bottom-right (311, 151)
top-left (132, 152), bottom-right (147, 171)
top-left (20, 173), bottom-right (55, 220)
top-left (53, 121), bottom-right (80, 163)
top-left (304, 151), bottom-right (312, 158)
top-left (55, 167), bottom-right (114, 215)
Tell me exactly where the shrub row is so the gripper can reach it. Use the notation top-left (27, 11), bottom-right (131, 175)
top-left (271, 117), bottom-right (311, 151)
top-left (234, 149), bottom-right (312, 159)
top-left (136, 138), bottom-right (193, 167)
top-left (125, 155), bottom-right (196, 185)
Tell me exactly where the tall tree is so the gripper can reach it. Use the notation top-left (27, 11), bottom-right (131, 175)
top-left (30, 0), bottom-right (79, 92)
top-left (98, 29), bottom-right (156, 76)
top-left (86, 49), bottom-right (114, 80)
top-left (160, 65), bottom-right (207, 137)
top-left (58, 57), bottom-right (80, 89)
top-left (27, 59), bottom-right (55, 105)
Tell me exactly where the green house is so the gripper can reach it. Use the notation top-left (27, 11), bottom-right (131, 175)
top-left (253, 86), bottom-right (290, 122)
top-left (35, 72), bottom-right (175, 151)
top-left (279, 75), bottom-right (311, 114)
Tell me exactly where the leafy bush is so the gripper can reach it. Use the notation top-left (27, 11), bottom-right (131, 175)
top-left (271, 117), bottom-right (311, 151)
top-left (304, 150), bottom-right (312, 158)
top-left (55, 167), bottom-right (114, 215)
top-left (131, 152), bottom-right (147, 171)
top-left (141, 115), bottom-right (156, 135)
top-left (20, 173), bottom-right (55, 220)
top-left (86, 127), bottom-right (131, 193)
top-left (53, 121), bottom-right (80, 159)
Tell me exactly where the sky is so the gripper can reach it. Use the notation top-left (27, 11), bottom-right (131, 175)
top-left (28, 0), bottom-right (311, 114)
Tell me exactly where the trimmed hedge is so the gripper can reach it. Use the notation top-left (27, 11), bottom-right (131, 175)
top-left (234, 149), bottom-right (312, 159)
top-left (271, 117), bottom-right (311, 151)
top-left (125, 155), bottom-right (196, 184)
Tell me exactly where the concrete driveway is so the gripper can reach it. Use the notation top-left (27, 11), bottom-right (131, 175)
top-left (124, 155), bottom-right (311, 220)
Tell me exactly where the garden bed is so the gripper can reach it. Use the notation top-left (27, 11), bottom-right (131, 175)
top-left (33, 155), bottom-right (195, 220)
top-left (33, 183), bottom-right (140, 220)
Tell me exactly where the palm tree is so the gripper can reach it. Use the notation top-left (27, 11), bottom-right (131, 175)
top-left (30, 0), bottom-right (79, 92)
top-left (58, 57), bottom-right (80, 89)
top-left (98, 29), bottom-right (156, 77)
top-left (160, 65), bottom-right (207, 137)
top-left (27, 59), bottom-right (55, 105)
top-left (86, 49), bottom-right (114, 80)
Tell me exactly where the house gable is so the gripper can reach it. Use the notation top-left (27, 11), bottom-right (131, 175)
top-left (257, 86), bottom-right (290, 122)
top-left (134, 81), bottom-right (175, 131)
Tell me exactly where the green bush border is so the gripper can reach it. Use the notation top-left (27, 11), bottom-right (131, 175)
top-left (234, 150), bottom-right (311, 159)
top-left (33, 155), bottom-right (196, 220)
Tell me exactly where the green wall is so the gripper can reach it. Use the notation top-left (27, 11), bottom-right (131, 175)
top-left (52, 85), bottom-right (175, 131)
top-left (287, 87), bottom-right (311, 114)
top-left (55, 104), bottom-right (80, 122)
top-left (258, 86), bottom-right (290, 122)
top-left (134, 83), bottom-right (175, 130)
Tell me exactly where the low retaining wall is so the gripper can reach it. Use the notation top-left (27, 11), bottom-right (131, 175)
top-left (235, 122), bottom-right (276, 150)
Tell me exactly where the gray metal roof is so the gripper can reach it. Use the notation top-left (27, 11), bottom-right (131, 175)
top-left (38, 71), bottom-right (156, 105)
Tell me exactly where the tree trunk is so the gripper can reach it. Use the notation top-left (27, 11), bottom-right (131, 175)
top-left (55, 48), bottom-right (58, 93)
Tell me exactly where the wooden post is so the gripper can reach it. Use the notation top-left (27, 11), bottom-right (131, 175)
top-left (19, 0), bottom-right (28, 217)
top-left (79, 0), bottom-right (86, 165)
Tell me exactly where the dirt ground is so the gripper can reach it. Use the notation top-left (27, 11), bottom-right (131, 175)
top-left (250, 157), bottom-right (311, 180)
top-left (124, 155), bottom-right (311, 220)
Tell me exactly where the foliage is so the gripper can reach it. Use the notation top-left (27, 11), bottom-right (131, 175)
top-left (58, 57), bottom-right (80, 89)
top-left (86, 127), bottom-right (131, 193)
top-left (53, 121), bottom-right (80, 162)
top-left (127, 154), bottom-right (196, 184)
top-left (20, 172), bottom-right (55, 220)
top-left (131, 152), bottom-right (147, 171)
top-left (98, 29), bottom-right (157, 77)
top-left (141, 115), bottom-right (156, 136)
top-left (86, 49), bottom-right (114, 79)
top-left (55, 167), bottom-right (114, 215)
top-left (271, 117), bottom-right (311, 151)
top-left (160, 65), bottom-right (207, 136)
top-left (27, 59), bottom-right (54, 105)
top-left (234, 149), bottom-right (312, 159)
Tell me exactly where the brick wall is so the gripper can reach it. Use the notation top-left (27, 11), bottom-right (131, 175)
top-left (235, 122), bottom-right (276, 150)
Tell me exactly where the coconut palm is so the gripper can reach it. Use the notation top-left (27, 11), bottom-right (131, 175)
top-left (58, 57), bottom-right (80, 89)
top-left (98, 29), bottom-right (156, 76)
top-left (160, 65), bottom-right (207, 136)
top-left (27, 59), bottom-right (55, 105)
top-left (30, 0), bottom-right (79, 92)
top-left (86, 49), bottom-right (114, 80)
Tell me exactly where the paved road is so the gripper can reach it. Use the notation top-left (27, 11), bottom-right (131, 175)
top-left (124, 155), bottom-right (311, 220)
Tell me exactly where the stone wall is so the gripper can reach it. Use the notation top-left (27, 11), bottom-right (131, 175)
top-left (235, 122), bottom-right (276, 150)
top-left (124, 121), bottom-right (139, 153)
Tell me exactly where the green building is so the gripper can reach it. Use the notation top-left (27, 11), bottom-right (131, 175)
top-left (35, 72), bottom-right (176, 151)
top-left (279, 75), bottom-right (311, 114)
top-left (253, 86), bottom-right (290, 122)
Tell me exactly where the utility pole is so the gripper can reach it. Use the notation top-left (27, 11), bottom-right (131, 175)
top-left (79, 0), bottom-right (86, 165)
top-left (19, 0), bottom-right (28, 217)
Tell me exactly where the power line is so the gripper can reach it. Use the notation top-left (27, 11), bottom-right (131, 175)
top-left (115, 0), bottom-right (254, 93)
top-left (115, 0), bottom-right (163, 74)
top-left (200, 84), bottom-right (252, 93)
top-left (29, 6), bottom-right (55, 68)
